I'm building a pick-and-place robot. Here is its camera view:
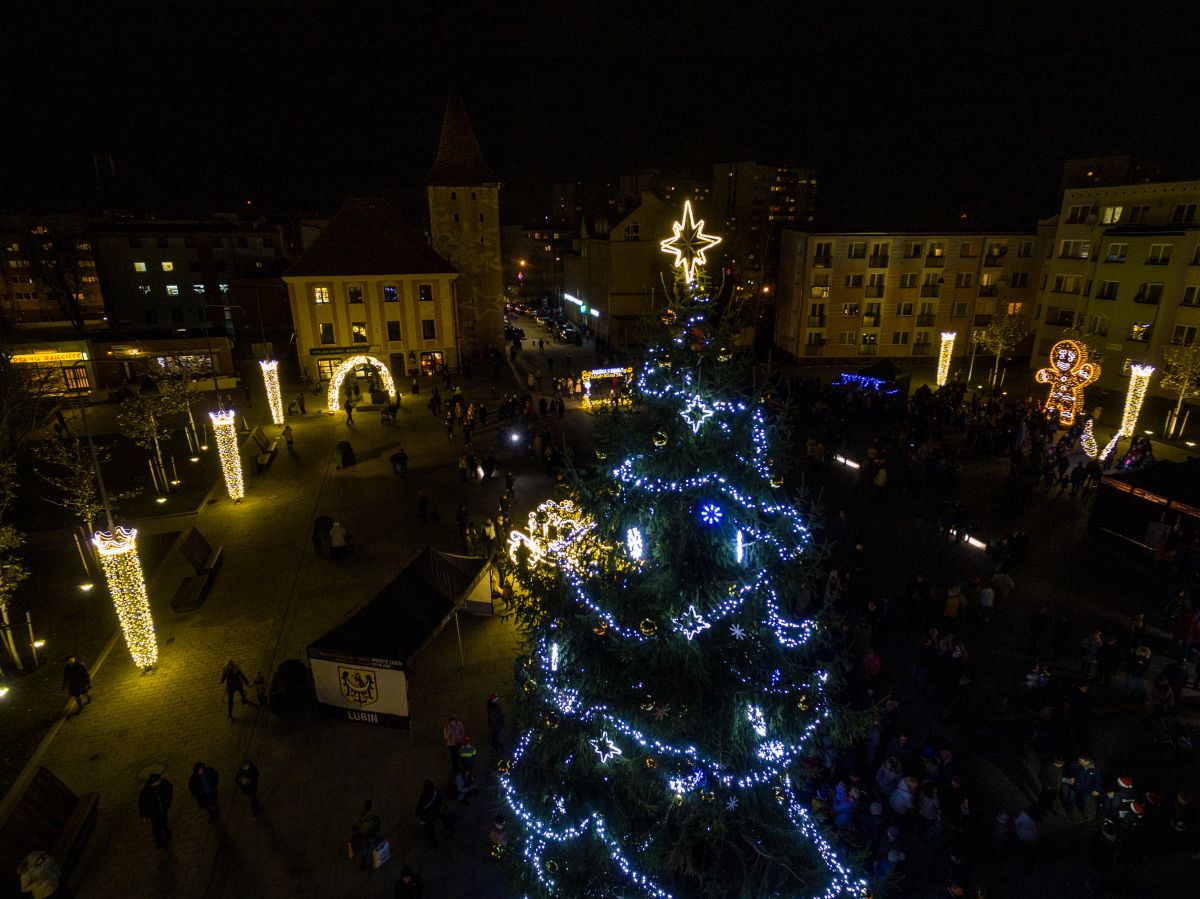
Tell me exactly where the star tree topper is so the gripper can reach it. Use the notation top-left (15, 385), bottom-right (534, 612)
top-left (660, 200), bottom-right (722, 283)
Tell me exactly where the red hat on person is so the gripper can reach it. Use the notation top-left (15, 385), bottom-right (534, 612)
top-left (488, 692), bottom-right (499, 702)
top-left (1118, 776), bottom-right (1134, 789)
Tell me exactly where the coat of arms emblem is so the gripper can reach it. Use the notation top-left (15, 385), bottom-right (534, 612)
top-left (338, 666), bottom-right (378, 706)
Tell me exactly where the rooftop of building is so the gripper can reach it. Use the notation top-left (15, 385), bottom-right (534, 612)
top-left (284, 198), bottom-right (455, 278)
top-left (426, 93), bottom-right (498, 186)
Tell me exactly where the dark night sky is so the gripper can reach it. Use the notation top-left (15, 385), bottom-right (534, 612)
top-left (3, 0), bottom-right (1199, 229)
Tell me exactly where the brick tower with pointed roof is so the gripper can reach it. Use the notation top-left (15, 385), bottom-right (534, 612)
top-left (426, 93), bottom-right (503, 354)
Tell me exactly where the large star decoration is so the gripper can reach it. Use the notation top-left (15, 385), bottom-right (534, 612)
top-left (590, 731), bottom-right (622, 764)
top-left (673, 605), bottom-right (712, 641)
top-left (660, 200), bottom-right (722, 283)
top-left (681, 394), bottom-right (714, 434)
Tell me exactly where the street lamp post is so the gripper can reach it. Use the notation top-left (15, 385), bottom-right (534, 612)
top-left (202, 303), bottom-right (247, 409)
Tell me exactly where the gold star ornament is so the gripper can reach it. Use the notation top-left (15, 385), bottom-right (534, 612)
top-left (660, 200), bottom-right (722, 283)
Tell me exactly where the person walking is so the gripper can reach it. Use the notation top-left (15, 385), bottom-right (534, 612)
top-left (282, 424), bottom-right (294, 448)
top-left (236, 758), bottom-right (262, 819)
top-left (390, 447), bottom-right (408, 474)
top-left (443, 715), bottom-right (465, 772)
top-left (350, 800), bottom-right (381, 869)
top-left (414, 781), bottom-right (442, 846)
top-left (221, 660), bottom-right (250, 719)
top-left (138, 772), bottom-right (174, 848)
top-left (188, 761), bottom-right (220, 822)
top-left (458, 736), bottom-right (477, 774)
top-left (505, 471), bottom-right (516, 493)
top-left (62, 655), bottom-right (91, 713)
top-left (345, 397), bottom-right (355, 426)
top-left (296, 392), bottom-right (306, 414)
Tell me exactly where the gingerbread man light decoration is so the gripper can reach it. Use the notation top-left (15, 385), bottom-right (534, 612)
top-left (1036, 339), bottom-right (1099, 427)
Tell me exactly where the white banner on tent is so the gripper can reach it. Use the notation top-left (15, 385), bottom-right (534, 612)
top-left (310, 656), bottom-right (409, 727)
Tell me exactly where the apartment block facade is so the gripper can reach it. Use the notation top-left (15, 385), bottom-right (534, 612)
top-left (775, 229), bottom-right (1042, 363)
top-left (0, 215), bottom-right (105, 328)
top-left (1030, 180), bottom-right (1200, 395)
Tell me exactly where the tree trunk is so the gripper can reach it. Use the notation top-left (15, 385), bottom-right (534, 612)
top-left (0, 602), bottom-right (24, 669)
top-left (991, 352), bottom-right (1003, 389)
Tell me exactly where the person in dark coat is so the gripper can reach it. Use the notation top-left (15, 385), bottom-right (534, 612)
top-left (62, 656), bottom-right (91, 712)
top-left (221, 660), bottom-right (250, 720)
top-left (394, 865), bottom-right (423, 898)
top-left (415, 780), bottom-right (442, 846)
top-left (486, 692), bottom-right (505, 751)
top-left (236, 758), bottom-right (262, 818)
top-left (138, 772), bottom-right (174, 848)
top-left (188, 761), bottom-right (220, 821)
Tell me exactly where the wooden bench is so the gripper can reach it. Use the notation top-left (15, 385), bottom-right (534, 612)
top-left (251, 426), bottom-right (279, 474)
top-left (0, 767), bottom-right (98, 893)
top-left (170, 526), bottom-right (224, 613)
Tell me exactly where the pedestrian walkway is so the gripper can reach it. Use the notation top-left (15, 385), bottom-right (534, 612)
top-left (11, 363), bottom-right (588, 898)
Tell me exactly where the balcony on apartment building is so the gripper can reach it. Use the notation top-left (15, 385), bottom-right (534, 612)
top-left (868, 254), bottom-right (889, 268)
top-left (916, 313), bottom-right (937, 327)
top-left (862, 313), bottom-right (881, 328)
top-left (924, 254), bottom-right (945, 267)
top-left (859, 344), bottom-right (878, 356)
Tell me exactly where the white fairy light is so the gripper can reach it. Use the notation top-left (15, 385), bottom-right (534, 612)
top-left (210, 410), bottom-right (244, 501)
top-left (93, 527), bottom-right (157, 669)
top-left (937, 332), bottom-right (956, 387)
top-left (259, 359), bottom-right (285, 425)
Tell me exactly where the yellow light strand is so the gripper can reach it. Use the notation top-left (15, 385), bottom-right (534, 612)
top-left (93, 527), bottom-right (157, 668)
top-left (1119, 364), bottom-right (1154, 436)
top-left (210, 410), bottom-right (244, 501)
top-left (937, 332), bottom-right (956, 387)
top-left (1081, 419), bottom-right (1099, 457)
top-left (260, 359), bottom-right (284, 425)
top-left (660, 200), bottom-right (722, 283)
top-left (326, 354), bottom-right (397, 412)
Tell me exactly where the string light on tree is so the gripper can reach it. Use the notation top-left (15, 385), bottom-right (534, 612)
top-left (259, 359), bottom-right (285, 425)
top-left (210, 410), bottom-right (244, 502)
top-left (1119, 364), bottom-right (1155, 436)
top-left (93, 527), bottom-right (157, 669)
top-left (937, 332), bottom-right (956, 387)
top-left (1081, 419), bottom-right (1100, 458)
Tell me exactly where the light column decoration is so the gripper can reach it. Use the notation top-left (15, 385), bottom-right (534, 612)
top-left (1119, 364), bottom-right (1155, 436)
top-left (937, 332), bottom-right (956, 387)
top-left (260, 359), bottom-right (284, 425)
top-left (210, 409), bottom-right (244, 501)
top-left (93, 527), bottom-right (157, 669)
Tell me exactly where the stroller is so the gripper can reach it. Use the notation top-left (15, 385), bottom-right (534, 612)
top-left (1153, 711), bottom-right (1196, 761)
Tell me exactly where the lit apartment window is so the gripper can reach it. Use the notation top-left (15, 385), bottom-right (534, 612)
top-left (422, 319), bottom-right (436, 340)
top-left (134, 261), bottom-right (147, 272)
top-left (383, 285), bottom-right (399, 303)
top-left (1171, 204), bottom-right (1197, 224)
top-left (1101, 206), bottom-right (1123, 224)
top-left (1128, 322), bottom-right (1152, 342)
top-left (313, 286), bottom-right (331, 304)
top-left (1172, 325), bottom-right (1197, 345)
top-left (192, 284), bottom-right (204, 294)
top-left (161, 261), bottom-right (174, 271)
top-left (891, 331), bottom-right (910, 345)
top-left (1147, 244), bottom-right (1172, 264)
top-left (1106, 243), bottom-right (1128, 262)
top-left (319, 323), bottom-right (334, 344)
top-left (1006, 301), bottom-right (1025, 316)
top-left (842, 303), bottom-right (860, 317)
top-left (419, 284), bottom-right (433, 301)
top-left (219, 283), bottom-right (229, 294)
top-left (927, 242), bottom-right (944, 258)
top-left (861, 332), bottom-right (878, 346)
top-left (166, 284), bottom-right (179, 296)
top-left (810, 274), bottom-right (830, 298)
top-left (386, 320), bottom-right (401, 341)
top-left (351, 322), bottom-right (368, 343)
top-left (1096, 280), bottom-right (1120, 300)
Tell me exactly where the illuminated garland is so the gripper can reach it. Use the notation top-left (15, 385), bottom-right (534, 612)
top-left (210, 410), bottom-right (244, 501)
top-left (326, 354), bottom-right (397, 412)
top-left (1119, 364), bottom-right (1154, 436)
top-left (93, 527), bottom-right (157, 668)
top-left (1081, 419), bottom-right (1099, 457)
top-left (259, 359), bottom-right (285, 425)
top-left (937, 332), bottom-right (956, 387)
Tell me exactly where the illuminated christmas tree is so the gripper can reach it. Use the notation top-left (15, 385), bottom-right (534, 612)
top-left (498, 204), bottom-right (870, 897)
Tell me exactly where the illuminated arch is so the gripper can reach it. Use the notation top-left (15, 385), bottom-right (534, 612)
top-left (326, 354), bottom-right (397, 412)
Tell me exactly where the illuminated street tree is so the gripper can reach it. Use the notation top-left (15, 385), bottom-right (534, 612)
top-left (499, 205), bottom-right (869, 898)
top-left (36, 432), bottom-right (136, 535)
top-left (1160, 342), bottom-right (1200, 437)
top-left (117, 381), bottom-right (186, 490)
top-left (28, 224), bottom-right (93, 334)
top-left (978, 313), bottom-right (1026, 389)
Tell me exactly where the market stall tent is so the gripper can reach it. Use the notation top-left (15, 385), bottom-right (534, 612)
top-left (1090, 458), bottom-right (1200, 549)
top-left (307, 548), bottom-right (494, 728)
